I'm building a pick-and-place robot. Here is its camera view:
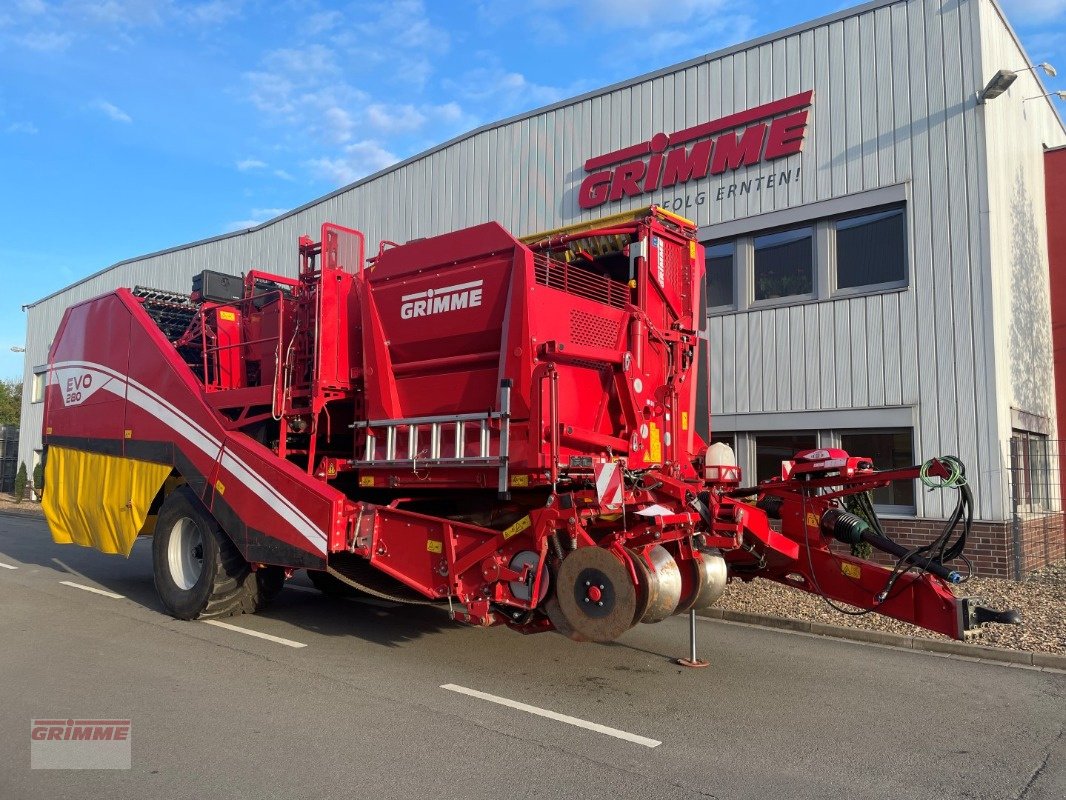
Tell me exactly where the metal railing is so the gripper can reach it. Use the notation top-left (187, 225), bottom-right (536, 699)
top-left (350, 382), bottom-right (512, 494)
top-left (1007, 435), bottom-right (1065, 580)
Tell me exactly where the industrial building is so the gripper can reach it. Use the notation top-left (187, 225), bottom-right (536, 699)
top-left (20, 0), bottom-right (1065, 575)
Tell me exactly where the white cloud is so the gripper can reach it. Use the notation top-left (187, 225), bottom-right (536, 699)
top-left (273, 169), bottom-right (294, 181)
top-left (75, 0), bottom-right (169, 28)
top-left (365, 103), bottom-right (426, 134)
top-left (1001, 0), bottom-right (1066, 24)
top-left (324, 105), bottom-right (355, 143)
top-left (94, 100), bottom-right (132, 123)
top-left (20, 30), bottom-right (72, 50)
top-left (225, 207), bottom-right (288, 232)
top-left (181, 0), bottom-right (242, 25)
top-left (236, 158), bottom-right (267, 171)
top-left (444, 66), bottom-right (565, 111)
top-left (301, 9), bottom-right (342, 36)
top-left (6, 121), bottom-right (38, 134)
top-left (17, 0), bottom-right (48, 15)
top-left (305, 140), bottom-right (398, 186)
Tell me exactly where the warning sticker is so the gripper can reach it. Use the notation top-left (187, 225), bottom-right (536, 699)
top-left (359, 475), bottom-right (375, 487)
top-left (510, 474), bottom-right (529, 488)
top-left (647, 423), bottom-right (662, 463)
top-left (426, 540), bottom-right (443, 554)
top-left (502, 515), bottom-right (532, 540)
top-left (840, 562), bottom-right (861, 580)
top-left (218, 310), bottom-right (236, 322)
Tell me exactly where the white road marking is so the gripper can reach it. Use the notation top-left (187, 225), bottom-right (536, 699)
top-left (202, 619), bottom-right (307, 648)
top-left (0, 562), bottom-right (18, 570)
top-left (59, 580), bottom-right (124, 599)
top-left (440, 683), bottom-right (662, 748)
top-left (52, 557), bottom-right (91, 582)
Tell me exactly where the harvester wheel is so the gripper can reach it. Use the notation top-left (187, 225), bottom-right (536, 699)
top-left (152, 486), bottom-right (263, 620)
top-left (546, 547), bottom-right (639, 643)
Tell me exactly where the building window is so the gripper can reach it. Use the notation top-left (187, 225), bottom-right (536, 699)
top-left (1011, 430), bottom-right (1053, 511)
top-left (834, 205), bottom-right (906, 291)
top-left (705, 242), bottom-right (734, 309)
top-left (754, 432), bottom-right (817, 482)
top-left (840, 428), bottom-right (915, 509)
top-left (31, 368), bottom-right (46, 404)
top-left (753, 226), bottom-right (813, 301)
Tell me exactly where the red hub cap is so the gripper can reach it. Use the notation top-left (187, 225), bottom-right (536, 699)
top-left (587, 585), bottom-right (603, 602)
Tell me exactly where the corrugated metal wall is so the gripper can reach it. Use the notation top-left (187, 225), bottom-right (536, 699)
top-left (19, 0), bottom-right (1064, 522)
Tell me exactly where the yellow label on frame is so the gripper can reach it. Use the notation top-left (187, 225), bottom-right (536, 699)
top-left (426, 540), bottom-right (443, 554)
top-left (218, 310), bottom-right (237, 322)
top-left (647, 422), bottom-right (662, 463)
top-left (502, 515), bottom-right (532, 540)
top-left (214, 480), bottom-right (225, 496)
top-left (359, 475), bottom-right (375, 487)
top-left (840, 562), bottom-right (861, 580)
top-left (510, 474), bottom-right (530, 488)
top-left (806, 512), bottom-right (820, 529)
top-left (681, 412), bottom-right (689, 431)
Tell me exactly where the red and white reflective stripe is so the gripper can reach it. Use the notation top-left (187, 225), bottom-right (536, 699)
top-left (594, 461), bottom-right (624, 508)
top-left (49, 360), bottom-right (327, 555)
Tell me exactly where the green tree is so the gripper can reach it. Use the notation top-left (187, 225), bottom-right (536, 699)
top-left (13, 462), bottom-right (27, 503)
top-left (0, 378), bottom-right (23, 427)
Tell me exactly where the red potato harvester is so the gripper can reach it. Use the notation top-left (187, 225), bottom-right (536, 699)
top-left (41, 206), bottom-right (1017, 642)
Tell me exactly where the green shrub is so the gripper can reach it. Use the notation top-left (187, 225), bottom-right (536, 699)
top-left (32, 460), bottom-right (43, 500)
top-left (13, 462), bottom-right (27, 504)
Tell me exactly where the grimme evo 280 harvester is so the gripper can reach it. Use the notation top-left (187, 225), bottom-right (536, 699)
top-left (41, 206), bottom-right (1017, 642)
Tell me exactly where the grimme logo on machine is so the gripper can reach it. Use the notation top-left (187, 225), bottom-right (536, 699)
top-left (578, 90), bottom-right (813, 210)
top-left (400, 279), bottom-right (483, 319)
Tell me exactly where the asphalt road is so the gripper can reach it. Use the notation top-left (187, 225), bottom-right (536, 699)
top-left (0, 513), bottom-right (1062, 800)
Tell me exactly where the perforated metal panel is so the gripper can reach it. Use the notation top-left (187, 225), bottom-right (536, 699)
top-left (569, 309), bottom-right (621, 349)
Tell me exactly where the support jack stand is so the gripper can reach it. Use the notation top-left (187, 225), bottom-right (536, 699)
top-left (676, 609), bottom-right (709, 668)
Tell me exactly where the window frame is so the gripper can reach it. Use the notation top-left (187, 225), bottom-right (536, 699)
top-left (830, 203), bottom-right (909, 297)
top-left (1010, 429), bottom-right (1056, 513)
top-left (704, 240), bottom-right (737, 312)
top-left (30, 366), bottom-right (47, 405)
top-left (701, 187), bottom-right (912, 319)
top-left (749, 223), bottom-right (817, 308)
top-left (835, 426), bottom-right (917, 514)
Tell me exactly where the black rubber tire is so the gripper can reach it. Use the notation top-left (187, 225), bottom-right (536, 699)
top-left (306, 568), bottom-right (362, 598)
top-left (152, 486), bottom-right (262, 620)
top-left (252, 567), bottom-right (286, 611)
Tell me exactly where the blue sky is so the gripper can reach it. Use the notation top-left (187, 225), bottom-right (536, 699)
top-left (0, 0), bottom-right (1061, 382)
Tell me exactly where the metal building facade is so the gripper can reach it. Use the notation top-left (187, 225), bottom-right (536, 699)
top-left (19, 0), bottom-right (1064, 524)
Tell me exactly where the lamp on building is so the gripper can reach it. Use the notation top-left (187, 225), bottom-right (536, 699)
top-left (1012, 62), bottom-right (1058, 77)
top-left (978, 69), bottom-right (1018, 102)
top-left (1024, 90), bottom-right (1066, 102)
top-left (9, 346), bottom-right (25, 353)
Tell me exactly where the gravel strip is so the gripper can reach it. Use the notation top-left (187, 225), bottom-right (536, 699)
top-left (715, 561), bottom-right (1066, 655)
top-left (0, 494), bottom-right (43, 516)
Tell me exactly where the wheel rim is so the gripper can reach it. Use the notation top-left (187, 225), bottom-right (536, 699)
top-left (168, 517), bottom-right (204, 590)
